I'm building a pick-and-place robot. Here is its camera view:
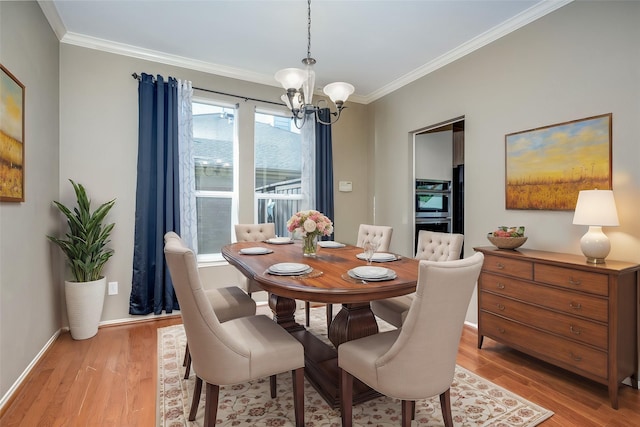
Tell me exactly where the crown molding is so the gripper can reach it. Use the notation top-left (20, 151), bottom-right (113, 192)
top-left (41, 0), bottom-right (572, 106)
top-left (362, 0), bottom-right (573, 104)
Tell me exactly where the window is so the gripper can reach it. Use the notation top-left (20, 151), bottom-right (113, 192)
top-left (255, 111), bottom-right (302, 237)
top-left (192, 102), bottom-right (237, 259)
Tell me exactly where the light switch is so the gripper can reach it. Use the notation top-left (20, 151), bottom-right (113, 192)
top-left (339, 181), bottom-right (353, 192)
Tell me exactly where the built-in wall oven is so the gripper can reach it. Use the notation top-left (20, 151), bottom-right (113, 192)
top-left (415, 179), bottom-right (452, 252)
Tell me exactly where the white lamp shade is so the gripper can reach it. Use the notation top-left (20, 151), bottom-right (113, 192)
top-left (275, 68), bottom-right (307, 90)
top-left (572, 189), bottom-right (619, 226)
top-left (280, 94), bottom-right (293, 110)
top-left (323, 82), bottom-right (355, 104)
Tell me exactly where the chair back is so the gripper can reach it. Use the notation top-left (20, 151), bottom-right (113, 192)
top-left (415, 230), bottom-right (464, 261)
top-left (235, 223), bottom-right (276, 242)
top-left (374, 252), bottom-right (484, 399)
top-left (356, 224), bottom-right (393, 252)
top-left (164, 235), bottom-right (252, 384)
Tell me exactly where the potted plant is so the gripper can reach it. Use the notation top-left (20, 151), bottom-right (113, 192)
top-left (47, 179), bottom-right (116, 340)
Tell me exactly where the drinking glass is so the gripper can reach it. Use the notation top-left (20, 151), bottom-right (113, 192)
top-left (363, 240), bottom-right (378, 265)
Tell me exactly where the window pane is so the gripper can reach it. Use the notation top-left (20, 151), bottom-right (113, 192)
top-left (196, 197), bottom-right (232, 254)
top-left (257, 197), bottom-right (302, 237)
top-left (194, 103), bottom-right (235, 191)
top-left (255, 111), bottom-right (302, 236)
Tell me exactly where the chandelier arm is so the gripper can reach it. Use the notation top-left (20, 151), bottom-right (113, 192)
top-left (315, 108), bottom-right (343, 126)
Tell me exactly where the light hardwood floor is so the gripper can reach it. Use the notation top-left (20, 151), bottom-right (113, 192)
top-left (1, 314), bottom-right (638, 426)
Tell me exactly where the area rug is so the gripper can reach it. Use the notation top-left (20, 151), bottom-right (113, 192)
top-left (158, 306), bottom-right (553, 426)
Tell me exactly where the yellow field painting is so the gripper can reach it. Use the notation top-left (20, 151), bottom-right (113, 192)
top-left (1, 64), bottom-right (24, 202)
top-left (505, 114), bottom-right (611, 210)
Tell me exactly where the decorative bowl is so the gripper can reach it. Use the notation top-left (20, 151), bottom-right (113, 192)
top-left (487, 236), bottom-right (528, 250)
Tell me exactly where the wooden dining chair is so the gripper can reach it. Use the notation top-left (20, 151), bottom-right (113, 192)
top-left (339, 252), bottom-right (484, 427)
top-left (164, 235), bottom-right (305, 426)
top-left (371, 230), bottom-right (463, 327)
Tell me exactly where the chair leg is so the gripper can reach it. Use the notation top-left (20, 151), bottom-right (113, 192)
top-left (340, 368), bottom-right (353, 427)
top-left (401, 400), bottom-right (413, 427)
top-left (183, 342), bottom-right (189, 366)
top-left (305, 301), bottom-right (310, 327)
top-left (189, 376), bottom-right (203, 421)
top-left (292, 368), bottom-right (305, 427)
top-left (270, 374), bottom-right (277, 398)
top-left (184, 347), bottom-right (192, 379)
top-left (440, 388), bottom-right (453, 427)
top-left (326, 304), bottom-right (333, 330)
top-left (204, 382), bottom-right (220, 427)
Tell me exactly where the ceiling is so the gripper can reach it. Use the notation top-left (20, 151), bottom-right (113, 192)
top-left (39, 0), bottom-right (571, 104)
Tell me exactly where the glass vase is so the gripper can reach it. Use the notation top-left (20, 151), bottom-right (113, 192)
top-left (302, 234), bottom-right (318, 257)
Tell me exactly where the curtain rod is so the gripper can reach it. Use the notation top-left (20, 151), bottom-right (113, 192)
top-left (131, 73), bottom-right (285, 107)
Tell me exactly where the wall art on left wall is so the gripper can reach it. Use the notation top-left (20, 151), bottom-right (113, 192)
top-left (0, 64), bottom-right (25, 202)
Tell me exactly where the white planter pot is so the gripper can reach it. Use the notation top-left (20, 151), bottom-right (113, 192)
top-left (65, 277), bottom-right (106, 340)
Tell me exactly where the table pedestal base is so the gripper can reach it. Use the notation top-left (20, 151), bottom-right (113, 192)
top-left (268, 295), bottom-right (382, 408)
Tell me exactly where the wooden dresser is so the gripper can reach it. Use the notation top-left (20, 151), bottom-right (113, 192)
top-left (474, 246), bottom-right (639, 409)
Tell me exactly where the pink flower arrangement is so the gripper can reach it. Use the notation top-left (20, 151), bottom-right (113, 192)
top-left (287, 210), bottom-right (333, 238)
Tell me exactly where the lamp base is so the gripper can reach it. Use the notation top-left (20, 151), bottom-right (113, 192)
top-left (580, 226), bottom-right (611, 264)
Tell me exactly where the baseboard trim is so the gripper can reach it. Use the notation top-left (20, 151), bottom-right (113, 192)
top-left (0, 329), bottom-right (61, 416)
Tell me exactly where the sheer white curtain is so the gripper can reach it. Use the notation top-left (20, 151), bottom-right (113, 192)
top-left (300, 117), bottom-right (316, 211)
top-left (177, 79), bottom-right (197, 251)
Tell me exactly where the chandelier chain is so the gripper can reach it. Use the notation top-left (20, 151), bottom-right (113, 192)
top-left (307, 0), bottom-right (312, 60)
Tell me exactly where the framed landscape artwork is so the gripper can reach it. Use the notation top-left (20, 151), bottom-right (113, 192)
top-left (1, 64), bottom-right (25, 202)
top-left (505, 113), bottom-right (612, 210)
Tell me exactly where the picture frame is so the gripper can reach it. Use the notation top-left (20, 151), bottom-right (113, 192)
top-left (505, 113), bottom-right (612, 210)
top-left (1, 64), bottom-right (25, 202)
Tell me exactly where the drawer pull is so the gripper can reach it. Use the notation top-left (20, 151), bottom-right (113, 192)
top-left (496, 283), bottom-right (506, 290)
top-left (569, 325), bottom-right (582, 335)
top-left (570, 352), bottom-right (583, 362)
top-left (496, 262), bottom-right (505, 270)
top-left (568, 277), bottom-right (582, 286)
top-left (569, 302), bottom-right (582, 310)
top-left (496, 304), bottom-right (505, 311)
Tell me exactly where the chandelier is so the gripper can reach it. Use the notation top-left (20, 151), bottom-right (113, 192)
top-left (275, 0), bottom-right (354, 128)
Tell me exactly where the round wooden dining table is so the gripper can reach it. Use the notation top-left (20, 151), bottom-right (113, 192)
top-left (222, 240), bottom-right (419, 407)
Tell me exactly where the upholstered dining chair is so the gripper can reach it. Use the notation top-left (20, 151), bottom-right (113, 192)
top-left (339, 252), bottom-right (484, 427)
top-left (370, 230), bottom-right (464, 327)
top-left (164, 232), bottom-right (257, 380)
top-left (164, 235), bottom-right (305, 427)
top-left (310, 224), bottom-right (395, 330)
top-left (234, 223), bottom-right (277, 295)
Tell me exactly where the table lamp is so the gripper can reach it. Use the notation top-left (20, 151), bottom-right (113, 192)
top-left (572, 189), bottom-right (619, 264)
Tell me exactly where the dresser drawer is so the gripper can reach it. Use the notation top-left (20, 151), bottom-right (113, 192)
top-left (480, 312), bottom-right (607, 379)
top-left (482, 254), bottom-right (533, 280)
top-left (479, 292), bottom-right (607, 349)
top-left (479, 272), bottom-right (608, 322)
top-left (534, 264), bottom-right (608, 297)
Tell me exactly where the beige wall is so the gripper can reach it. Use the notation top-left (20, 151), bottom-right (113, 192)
top-left (0, 1), bottom-right (60, 399)
top-left (370, 1), bottom-right (640, 326)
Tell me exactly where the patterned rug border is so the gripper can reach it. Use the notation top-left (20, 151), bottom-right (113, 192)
top-left (158, 311), bottom-right (553, 426)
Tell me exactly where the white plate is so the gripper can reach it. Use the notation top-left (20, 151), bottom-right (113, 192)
top-left (266, 237), bottom-right (294, 244)
top-left (239, 247), bottom-right (273, 255)
top-left (348, 268), bottom-right (397, 282)
top-left (356, 252), bottom-right (397, 262)
top-left (317, 241), bottom-right (345, 248)
top-left (268, 262), bottom-right (310, 274)
top-left (350, 266), bottom-right (390, 279)
top-left (269, 267), bottom-right (313, 276)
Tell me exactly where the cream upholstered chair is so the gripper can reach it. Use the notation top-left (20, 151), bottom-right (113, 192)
top-left (339, 252), bottom-right (484, 427)
top-left (164, 236), bottom-right (305, 426)
top-left (164, 233), bottom-right (257, 380)
top-left (355, 224), bottom-right (393, 252)
top-left (370, 230), bottom-right (464, 328)
top-left (234, 223), bottom-right (276, 295)
top-left (314, 224), bottom-right (394, 329)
